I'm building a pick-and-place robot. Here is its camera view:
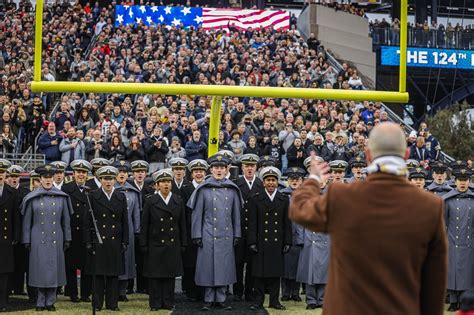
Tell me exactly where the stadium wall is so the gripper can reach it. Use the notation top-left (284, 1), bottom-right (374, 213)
top-left (298, 4), bottom-right (376, 84)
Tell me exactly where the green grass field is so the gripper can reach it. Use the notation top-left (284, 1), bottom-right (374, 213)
top-left (9, 294), bottom-right (457, 314)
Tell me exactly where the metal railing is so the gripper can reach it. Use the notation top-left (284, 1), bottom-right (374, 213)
top-left (371, 27), bottom-right (474, 50)
top-left (1, 150), bottom-right (45, 172)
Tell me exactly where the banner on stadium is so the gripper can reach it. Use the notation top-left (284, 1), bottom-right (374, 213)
top-left (114, 5), bottom-right (290, 31)
top-left (381, 46), bottom-right (474, 70)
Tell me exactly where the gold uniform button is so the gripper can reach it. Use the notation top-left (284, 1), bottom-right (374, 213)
top-left (112, 237), bottom-right (115, 240)
top-left (214, 208), bottom-right (217, 211)
top-left (53, 212), bottom-right (56, 215)
top-left (245, 218), bottom-right (248, 221)
top-left (274, 221), bottom-right (278, 225)
top-left (244, 227), bottom-right (248, 230)
top-left (161, 218), bottom-right (164, 221)
top-left (212, 188), bottom-right (216, 191)
top-left (266, 213), bottom-right (269, 216)
top-left (161, 228), bottom-right (165, 232)
top-left (103, 214), bottom-right (106, 218)
top-left (265, 221), bottom-right (268, 224)
top-left (214, 218), bottom-right (217, 221)
top-left (170, 217), bottom-right (173, 221)
top-left (170, 228), bottom-right (174, 231)
top-left (171, 239), bottom-right (174, 242)
top-left (214, 237), bottom-right (218, 240)
top-left (103, 225), bottom-right (106, 228)
top-left (77, 203), bottom-right (80, 207)
top-left (265, 230), bottom-right (268, 233)
top-left (112, 215), bottom-right (115, 218)
top-left (53, 241), bottom-right (56, 244)
top-left (3, 209), bottom-right (6, 213)
top-left (76, 215), bottom-right (80, 219)
top-left (41, 231), bottom-right (44, 234)
top-left (214, 228), bottom-right (217, 231)
top-left (226, 227), bottom-right (229, 230)
top-left (274, 230), bottom-right (278, 233)
top-left (76, 227), bottom-right (80, 231)
top-left (274, 238), bottom-right (278, 241)
top-left (52, 203), bottom-right (55, 206)
top-left (161, 240), bottom-right (165, 243)
top-left (41, 212), bottom-right (44, 215)
top-left (225, 197), bottom-right (228, 200)
top-left (245, 209), bottom-right (248, 213)
top-left (213, 198), bottom-right (217, 201)
top-left (41, 222), bottom-right (44, 225)
top-left (53, 222), bottom-right (56, 225)
top-left (3, 236), bottom-right (7, 240)
top-left (103, 236), bottom-right (106, 240)
top-left (312, 241), bottom-right (316, 244)
top-left (3, 218), bottom-right (6, 222)
top-left (264, 238), bottom-right (268, 242)
top-left (41, 203), bottom-right (44, 206)
top-left (274, 212), bottom-right (277, 216)
top-left (3, 227), bottom-right (6, 231)
top-left (53, 231), bottom-right (56, 234)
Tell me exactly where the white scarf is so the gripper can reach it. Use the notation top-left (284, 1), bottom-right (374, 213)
top-left (364, 156), bottom-right (408, 177)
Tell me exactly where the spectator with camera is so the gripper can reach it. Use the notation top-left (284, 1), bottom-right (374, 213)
top-left (54, 102), bottom-right (75, 131)
top-left (0, 124), bottom-right (16, 157)
top-left (106, 134), bottom-right (127, 162)
top-left (59, 127), bottom-right (85, 165)
top-left (145, 126), bottom-right (169, 173)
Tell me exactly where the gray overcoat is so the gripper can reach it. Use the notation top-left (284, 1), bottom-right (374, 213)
top-left (187, 177), bottom-right (242, 287)
top-left (115, 182), bottom-right (141, 280)
top-left (21, 187), bottom-right (73, 288)
top-left (280, 186), bottom-right (301, 279)
top-left (295, 225), bottom-right (330, 285)
top-left (427, 182), bottom-right (452, 196)
top-left (443, 189), bottom-right (474, 291)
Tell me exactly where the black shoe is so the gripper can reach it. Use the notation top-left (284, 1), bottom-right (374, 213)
top-left (118, 295), bottom-right (129, 302)
top-left (214, 302), bottom-right (232, 310)
top-left (107, 307), bottom-right (120, 311)
top-left (163, 305), bottom-right (175, 310)
top-left (0, 307), bottom-right (7, 312)
top-left (250, 304), bottom-right (263, 310)
top-left (81, 297), bottom-right (91, 303)
top-left (201, 303), bottom-right (212, 311)
top-left (46, 305), bottom-right (56, 311)
top-left (70, 297), bottom-right (80, 303)
top-left (280, 295), bottom-right (291, 301)
top-left (57, 288), bottom-right (63, 295)
top-left (306, 304), bottom-right (317, 310)
top-left (233, 295), bottom-right (242, 302)
top-left (93, 308), bottom-right (102, 312)
top-left (150, 308), bottom-right (159, 311)
top-left (36, 307), bottom-right (45, 311)
top-left (270, 304), bottom-right (286, 310)
top-left (447, 303), bottom-right (459, 312)
top-left (291, 295), bottom-right (302, 302)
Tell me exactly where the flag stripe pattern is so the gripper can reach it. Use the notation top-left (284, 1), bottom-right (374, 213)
top-left (114, 5), bottom-right (289, 31)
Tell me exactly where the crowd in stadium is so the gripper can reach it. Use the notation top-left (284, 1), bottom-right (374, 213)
top-left (0, 0), bottom-right (473, 313)
top-left (370, 17), bottom-right (474, 48)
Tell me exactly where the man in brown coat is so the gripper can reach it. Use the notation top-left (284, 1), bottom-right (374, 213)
top-left (289, 122), bottom-right (447, 315)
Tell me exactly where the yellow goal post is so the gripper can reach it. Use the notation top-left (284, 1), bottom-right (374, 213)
top-left (31, 0), bottom-right (408, 156)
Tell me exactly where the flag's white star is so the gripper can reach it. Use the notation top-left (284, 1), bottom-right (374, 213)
top-left (151, 6), bottom-right (158, 12)
top-left (171, 18), bottom-right (181, 26)
top-left (136, 17), bottom-right (142, 24)
top-left (123, 5), bottom-right (129, 9)
top-left (158, 15), bottom-right (164, 23)
top-left (146, 16), bottom-right (152, 24)
top-left (128, 9), bottom-right (133, 18)
top-left (194, 15), bottom-right (203, 23)
top-left (182, 7), bottom-right (191, 16)
top-left (164, 6), bottom-right (172, 14)
top-left (139, 6), bottom-right (146, 13)
top-left (116, 14), bottom-right (124, 24)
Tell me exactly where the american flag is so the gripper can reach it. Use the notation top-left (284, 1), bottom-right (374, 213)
top-left (114, 5), bottom-right (289, 32)
top-left (202, 8), bottom-right (290, 32)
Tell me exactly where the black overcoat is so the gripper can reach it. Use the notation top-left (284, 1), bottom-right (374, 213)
top-left (0, 185), bottom-right (20, 273)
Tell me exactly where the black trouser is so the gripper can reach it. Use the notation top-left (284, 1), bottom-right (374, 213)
top-left (234, 261), bottom-right (254, 299)
top-left (8, 271), bottom-right (24, 294)
top-left (135, 239), bottom-right (147, 293)
top-left (253, 277), bottom-right (280, 307)
top-left (93, 276), bottom-right (118, 310)
top-left (65, 268), bottom-right (91, 299)
top-left (0, 273), bottom-right (8, 308)
top-left (148, 278), bottom-right (175, 309)
top-left (182, 267), bottom-right (201, 300)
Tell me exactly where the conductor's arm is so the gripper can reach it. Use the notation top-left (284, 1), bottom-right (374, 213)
top-left (420, 198), bottom-right (448, 315)
top-left (289, 179), bottom-right (330, 233)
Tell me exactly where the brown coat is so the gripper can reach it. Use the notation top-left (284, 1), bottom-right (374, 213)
top-left (290, 173), bottom-right (447, 315)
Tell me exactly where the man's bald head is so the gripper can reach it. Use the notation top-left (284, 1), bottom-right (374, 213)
top-left (366, 122), bottom-right (407, 160)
